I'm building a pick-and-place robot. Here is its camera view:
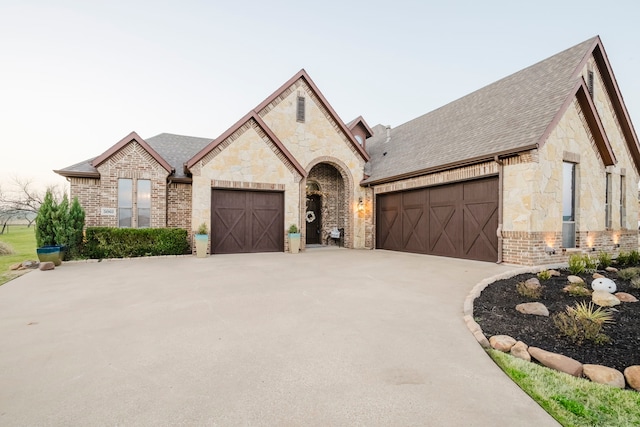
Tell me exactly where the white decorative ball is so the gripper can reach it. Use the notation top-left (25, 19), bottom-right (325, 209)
top-left (591, 278), bottom-right (617, 294)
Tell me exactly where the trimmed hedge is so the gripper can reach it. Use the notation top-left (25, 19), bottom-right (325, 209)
top-left (83, 227), bottom-right (190, 259)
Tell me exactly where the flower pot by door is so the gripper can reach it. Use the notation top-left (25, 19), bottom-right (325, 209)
top-left (195, 234), bottom-right (208, 258)
top-left (289, 233), bottom-right (301, 254)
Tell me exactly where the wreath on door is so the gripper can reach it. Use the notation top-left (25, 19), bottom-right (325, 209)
top-left (305, 210), bottom-right (316, 223)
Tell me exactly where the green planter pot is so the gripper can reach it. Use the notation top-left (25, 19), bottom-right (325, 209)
top-left (37, 246), bottom-right (62, 266)
top-left (195, 234), bottom-right (208, 258)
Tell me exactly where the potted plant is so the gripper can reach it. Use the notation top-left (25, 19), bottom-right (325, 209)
top-left (194, 222), bottom-right (208, 258)
top-left (35, 190), bottom-right (62, 266)
top-left (288, 224), bottom-right (301, 254)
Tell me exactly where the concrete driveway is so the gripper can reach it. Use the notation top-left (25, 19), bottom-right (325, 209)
top-left (0, 249), bottom-right (558, 426)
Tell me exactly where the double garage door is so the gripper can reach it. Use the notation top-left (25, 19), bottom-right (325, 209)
top-left (211, 189), bottom-right (284, 254)
top-left (376, 177), bottom-right (499, 262)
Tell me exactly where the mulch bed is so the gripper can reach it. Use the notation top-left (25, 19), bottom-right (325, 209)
top-left (473, 268), bottom-right (640, 373)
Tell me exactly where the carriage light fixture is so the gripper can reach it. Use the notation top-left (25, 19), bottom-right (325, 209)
top-left (544, 245), bottom-right (556, 255)
top-left (357, 197), bottom-right (364, 212)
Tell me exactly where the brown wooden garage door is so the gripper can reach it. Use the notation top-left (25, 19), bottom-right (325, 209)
top-left (211, 189), bottom-right (284, 254)
top-left (376, 177), bottom-right (498, 262)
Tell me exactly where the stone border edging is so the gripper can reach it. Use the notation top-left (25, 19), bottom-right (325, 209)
top-left (463, 263), bottom-right (567, 348)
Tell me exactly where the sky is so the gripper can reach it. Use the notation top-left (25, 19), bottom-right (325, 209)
top-left (2, 0), bottom-right (640, 191)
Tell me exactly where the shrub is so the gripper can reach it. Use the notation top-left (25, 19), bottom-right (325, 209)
top-left (288, 224), bottom-right (299, 234)
top-left (196, 222), bottom-right (208, 235)
top-left (83, 227), bottom-right (190, 259)
top-left (567, 253), bottom-right (586, 275)
top-left (537, 270), bottom-right (552, 281)
top-left (597, 251), bottom-right (612, 269)
top-left (54, 194), bottom-right (70, 249)
top-left (629, 250), bottom-right (640, 266)
top-left (66, 197), bottom-right (85, 259)
top-left (0, 241), bottom-right (14, 255)
top-left (553, 302), bottom-right (614, 345)
top-left (631, 277), bottom-right (640, 290)
top-left (516, 281), bottom-right (543, 299)
top-left (563, 283), bottom-right (592, 297)
top-left (616, 251), bottom-right (630, 267)
top-left (617, 267), bottom-right (640, 281)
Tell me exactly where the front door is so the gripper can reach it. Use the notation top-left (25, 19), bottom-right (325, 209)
top-left (306, 195), bottom-right (321, 244)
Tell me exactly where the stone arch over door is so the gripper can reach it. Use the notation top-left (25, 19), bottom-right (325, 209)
top-left (303, 157), bottom-right (355, 249)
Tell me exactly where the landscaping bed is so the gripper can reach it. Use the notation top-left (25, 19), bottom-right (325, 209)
top-left (473, 267), bottom-right (640, 374)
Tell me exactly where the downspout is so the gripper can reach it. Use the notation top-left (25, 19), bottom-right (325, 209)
top-left (166, 178), bottom-right (172, 228)
top-left (494, 155), bottom-right (504, 264)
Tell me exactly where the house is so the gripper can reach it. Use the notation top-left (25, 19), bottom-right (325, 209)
top-left (56, 36), bottom-right (640, 265)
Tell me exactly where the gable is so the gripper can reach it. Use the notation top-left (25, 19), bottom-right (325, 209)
top-left (91, 131), bottom-right (172, 173)
top-left (187, 113), bottom-right (306, 179)
top-left (95, 139), bottom-right (171, 177)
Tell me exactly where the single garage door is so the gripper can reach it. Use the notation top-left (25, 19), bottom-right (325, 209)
top-left (211, 189), bottom-right (284, 254)
top-left (376, 177), bottom-right (498, 262)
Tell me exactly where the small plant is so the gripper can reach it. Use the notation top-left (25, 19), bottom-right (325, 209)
top-left (616, 251), bottom-right (630, 267)
top-left (567, 253), bottom-right (586, 275)
top-left (629, 250), bottom-right (640, 265)
top-left (563, 283), bottom-right (592, 297)
top-left (537, 270), bottom-right (552, 281)
top-left (631, 276), bottom-right (640, 289)
top-left (516, 281), bottom-right (543, 299)
top-left (288, 224), bottom-right (299, 234)
top-left (0, 241), bottom-right (14, 255)
top-left (582, 254), bottom-right (599, 273)
top-left (617, 267), bottom-right (640, 281)
top-left (196, 223), bottom-right (208, 235)
top-left (597, 251), bottom-right (612, 268)
top-left (553, 301), bottom-right (614, 345)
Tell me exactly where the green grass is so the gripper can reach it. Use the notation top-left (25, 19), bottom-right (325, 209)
top-left (0, 225), bottom-right (37, 286)
top-left (489, 349), bottom-right (640, 426)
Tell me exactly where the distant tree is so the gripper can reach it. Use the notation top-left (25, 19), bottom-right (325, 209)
top-left (0, 177), bottom-right (65, 234)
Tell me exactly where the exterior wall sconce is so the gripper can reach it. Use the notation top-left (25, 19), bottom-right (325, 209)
top-left (544, 246), bottom-right (556, 255)
top-left (615, 243), bottom-right (621, 248)
top-left (357, 197), bottom-right (365, 212)
top-left (590, 247), bottom-right (596, 252)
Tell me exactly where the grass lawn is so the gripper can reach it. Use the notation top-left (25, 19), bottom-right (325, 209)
top-left (489, 349), bottom-right (640, 427)
top-left (0, 225), bottom-right (37, 286)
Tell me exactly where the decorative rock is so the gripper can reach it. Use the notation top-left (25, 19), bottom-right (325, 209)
top-left (524, 277), bottom-right (541, 287)
top-left (615, 292), bottom-right (638, 302)
top-left (605, 267), bottom-right (618, 272)
top-left (624, 366), bottom-right (640, 390)
top-left (548, 270), bottom-right (561, 277)
top-left (510, 341), bottom-right (531, 362)
top-left (567, 275), bottom-right (584, 284)
top-left (592, 290), bottom-right (621, 307)
top-left (22, 260), bottom-right (39, 269)
top-left (583, 364), bottom-right (625, 388)
top-left (591, 278), bottom-right (617, 293)
top-left (10, 263), bottom-right (22, 271)
top-left (516, 302), bottom-right (549, 316)
top-left (592, 272), bottom-right (605, 279)
top-left (489, 335), bottom-right (517, 352)
top-left (528, 346), bottom-right (583, 377)
top-left (39, 262), bottom-right (55, 271)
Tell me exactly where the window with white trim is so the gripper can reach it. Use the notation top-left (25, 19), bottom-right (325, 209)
top-left (562, 162), bottom-right (576, 248)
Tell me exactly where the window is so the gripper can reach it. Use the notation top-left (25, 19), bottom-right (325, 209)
top-left (620, 175), bottom-right (626, 228)
top-left (118, 178), bottom-right (151, 228)
top-left (137, 179), bottom-right (151, 228)
top-left (118, 179), bottom-right (133, 227)
top-left (296, 96), bottom-right (305, 122)
top-left (562, 162), bottom-right (576, 248)
top-left (605, 172), bottom-right (612, 229)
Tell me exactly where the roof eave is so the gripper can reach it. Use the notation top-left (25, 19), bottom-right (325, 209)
top-left (53, 170), bottom-right (100, 179)
top-left (361, 147), bottom-right (536, 186)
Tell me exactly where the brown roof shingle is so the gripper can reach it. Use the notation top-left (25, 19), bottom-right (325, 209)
top-left (363, 36), bottom-right (599, 184)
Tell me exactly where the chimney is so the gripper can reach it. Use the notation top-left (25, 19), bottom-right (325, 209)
top-left (385, 125), bottom-right (391, 143)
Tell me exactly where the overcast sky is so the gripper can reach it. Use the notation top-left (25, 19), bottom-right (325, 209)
top-left (2, 0), bottom-right (640, 190)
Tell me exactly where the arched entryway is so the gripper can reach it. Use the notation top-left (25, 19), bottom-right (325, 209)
top-left (304, 161), bottom-right (351, 247)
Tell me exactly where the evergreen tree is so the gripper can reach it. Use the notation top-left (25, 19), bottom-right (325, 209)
top-left (54, 194), bottom-right (70, 247)
top-left (35, 190), bottom-right (58, 247)
top-left (67, 197), bottom-right (85, 258)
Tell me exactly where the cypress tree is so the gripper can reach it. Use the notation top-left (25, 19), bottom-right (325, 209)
top-left (67, 197), bottom-right (86, 258)
top-left (35, 190), bottom-right (58, 247)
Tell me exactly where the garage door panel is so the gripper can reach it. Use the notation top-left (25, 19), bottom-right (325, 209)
top-left (212, 189), bottom-right (283, 254)
top-left (376, 177), bottom-right (498, 262)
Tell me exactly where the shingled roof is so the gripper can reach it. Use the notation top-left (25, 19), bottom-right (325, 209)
top-left (363, 36), bottom-right (602, 184)
top-left (55, 133), bottom-right (212, 180)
